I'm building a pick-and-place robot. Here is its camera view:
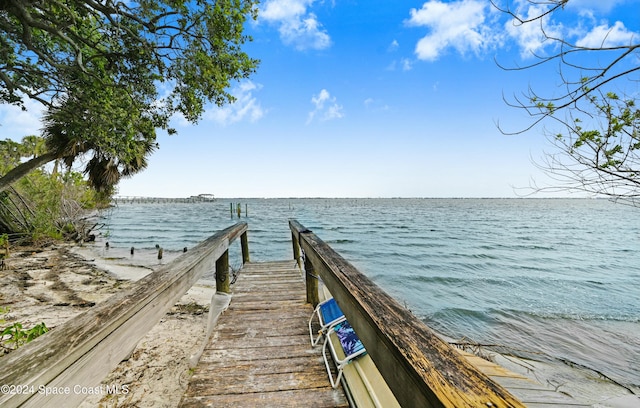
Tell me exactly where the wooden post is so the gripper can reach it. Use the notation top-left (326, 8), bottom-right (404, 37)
top-left (230, 203), bottom-right (233, 218)
top-left (216, 249), bottom-right (230, 293)
top-left (291, 232), bottom-right (302, 270)
top-left (303, 250), bottom-right (319, 307)
top-left (245, 203), bottom-right (248, 217)
top-left (241, 231), bottom-right (250, 264)
top-left (236, 203), bottom-right (241, 218)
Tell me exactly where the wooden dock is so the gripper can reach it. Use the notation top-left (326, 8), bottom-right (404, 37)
top-left (1, 221), bottom-right (605, 408)
top-left (179, 260), bottom-right (348, 407)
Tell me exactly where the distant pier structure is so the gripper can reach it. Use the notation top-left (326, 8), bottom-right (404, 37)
top-left (113, 194), bottom-right (215, 205)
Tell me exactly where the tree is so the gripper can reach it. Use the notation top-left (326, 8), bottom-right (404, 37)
top-left (494, 0), bottom-right (639, 129)
top-left (532, 89), bottom-right (640, 204)
top-left (0, 0), bottom-right (259, 192)
top-left (494, 1), bottom-right (640, 201)
top-left (0, 135), bottom-right (111, 241)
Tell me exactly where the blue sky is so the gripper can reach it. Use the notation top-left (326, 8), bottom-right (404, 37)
top-left (1, 0), bottom-right (639, 198)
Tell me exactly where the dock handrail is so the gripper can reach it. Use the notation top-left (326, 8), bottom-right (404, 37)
top-left (289, 219), bottom-right (525, 408)
top-left (0, 222), bottom-right (249, 408)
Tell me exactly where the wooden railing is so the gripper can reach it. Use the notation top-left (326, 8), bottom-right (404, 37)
top-left (0, 222), bottom-right (249, 408)
top-left (289, 219), bottom-right (525, 408)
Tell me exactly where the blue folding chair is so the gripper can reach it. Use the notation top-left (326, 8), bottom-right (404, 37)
top-left (309, 298), bottom-right (345, 346)
top-left (322, 319), bottom-right (367, 388)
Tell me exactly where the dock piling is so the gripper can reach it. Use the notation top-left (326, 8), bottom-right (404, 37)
top-left (241, 232), bottom-right (250, 264)
top-left (303, 252), bottom-right (319, 307)
top-left (291, 230), bottom-right (302, 271)
top-left (216, 249), bottom-right (230, 293)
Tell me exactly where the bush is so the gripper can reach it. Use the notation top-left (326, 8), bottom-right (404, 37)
top-left (0, 307), bottom-right (49, 356)
top-left (0, 136), bottom-right (112, 243)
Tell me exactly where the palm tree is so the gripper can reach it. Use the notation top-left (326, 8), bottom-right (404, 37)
top-left (0, 78), bottom-right (158, 193)
top-left (19, 136), bottom-right (46, 159)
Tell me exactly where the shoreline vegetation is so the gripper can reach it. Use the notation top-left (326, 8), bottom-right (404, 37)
top-left (0, 238), bottom-right (638, 407)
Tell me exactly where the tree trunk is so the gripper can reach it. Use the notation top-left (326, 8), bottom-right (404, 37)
top-left (0, 151), bottom-right (58, 193)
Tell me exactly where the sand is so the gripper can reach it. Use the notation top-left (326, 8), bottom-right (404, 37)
top-left (1, 243), bottom-right (216, 408)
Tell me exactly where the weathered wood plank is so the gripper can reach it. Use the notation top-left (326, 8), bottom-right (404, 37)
top-left (214, 309), bottom-right (310, 322)
top-left (180, 388), bottom-right (348, 408)
top-left (180, 260), bottom-right (347, 408)
top-left (234, 279), bottom-right (305, 287)
top-left (239, 262), bottom-right (299, 272)
top-left (186, 370), bottom-right (332, 394)
top-left (234, 281), bottom-right (305, 290)
top-left (214, 312), bottom-right (310, 326)
top-left (201, 343), bottom-right (322, 362)
top-left (206, 334), bottom-right (313, 349)
top-left (236, 270), bottom-right (297, 276)
top-left (194, 356), bottom-right (324, 374)
top-left (225, 302), bottom-right (308, 313)
top-left (209, 324), bottom-right (309, 340)
top-left (231, 293), bottom-right (307, 303)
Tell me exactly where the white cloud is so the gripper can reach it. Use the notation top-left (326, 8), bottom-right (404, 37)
top-left (401, 58), bottom-right (413, 71)
top-left (205, 81), bottom-right (265, 126)
top-left (260, 0), bottom-right (331, 50)
top-left (261, 0), bottom-right (309, 20)
top-left (566, 0), bottom-right (627, 14)
top-left (386, 58), bottom-right (413, 72)
top-left (504, 2), bottom-right (564, 58)
top-left (405, 0), bottom-right (633, 63)
top-left (576, 21), bottom-right (637, 48)
top-left (363, 97), bottom-right (390, 112)
top-left (503, 2), bottom-right (637, 58)
top-left (0, 98), bottom-right (44, 140)
top-left (406, 0), bottom-right (499, 61)
top-left (307, 89), bottom-right (343, 124)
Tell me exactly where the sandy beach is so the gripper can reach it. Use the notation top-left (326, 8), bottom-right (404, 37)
top-left (1, 243), bottom-right (215, 408)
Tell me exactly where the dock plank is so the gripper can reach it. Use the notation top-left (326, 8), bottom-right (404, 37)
top-left (180, 388), bottom-right (347, 408)
top-left (180, 260), bottom-right (348, 408)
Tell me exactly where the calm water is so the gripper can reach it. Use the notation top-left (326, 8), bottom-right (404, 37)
top-left (100, 198), bottom-right (640, 394)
